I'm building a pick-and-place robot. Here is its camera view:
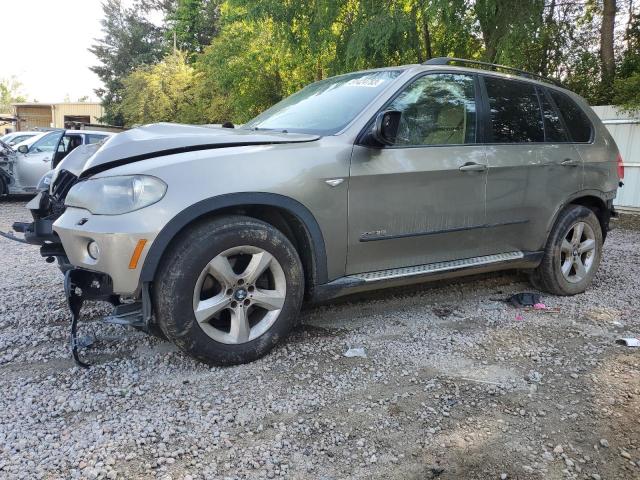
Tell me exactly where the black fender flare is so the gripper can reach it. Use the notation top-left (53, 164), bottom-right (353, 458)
top-left (140, 192), bottom-right (328, 285)
top-left (544, 189), bottom-right (614, 240)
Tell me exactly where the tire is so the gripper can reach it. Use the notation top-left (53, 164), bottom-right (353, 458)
top-left (531, 205), bottom-right (603, 296)
top-left (134, 321), bottom-right (167, 340)
top-left (153, 215), bottom-right (304, 365)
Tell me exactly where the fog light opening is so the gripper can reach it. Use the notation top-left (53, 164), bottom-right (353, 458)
top-left (87, 241), bottom-right (100, 260)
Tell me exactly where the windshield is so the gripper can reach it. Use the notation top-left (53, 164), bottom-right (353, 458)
top-left (13, 134), bottom-right (34, 143)
top-left (28, 131), bottom-right (64, 153)
top-left (244, 70), bottom-right (403, 135)
top-left (14, 132), bottom-right (46, 149)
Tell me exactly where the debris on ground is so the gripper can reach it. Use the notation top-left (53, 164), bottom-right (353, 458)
top-left (506, 292), bottom-right (541, 307)
top-left (343, 347), bottom-right (367, 358)
top-left (616, 337), bottom-right (640, 347)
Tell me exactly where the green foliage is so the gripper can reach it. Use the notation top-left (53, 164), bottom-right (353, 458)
top-left (120, 51), bottom-right (202, 125)
top-left (109, 0), bottom-right (640, 126)
top-left (0, 77), bottom-right (26, 113)
top-left (613, 12), bottom-right (640, 113)
top-left (613, 73), bottom-right (640, 113)
top-left (194, 19), bottom-right (291, 123)
top-left (90, 0), bottom-right (168, 125)
top-left (165, 0), bottom-right (221, 56)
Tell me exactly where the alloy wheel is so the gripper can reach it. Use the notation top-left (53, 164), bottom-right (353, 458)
top-left (559, 221), bottom-right (597, 284)
top-left (192, 246), bottom-right (286, 344)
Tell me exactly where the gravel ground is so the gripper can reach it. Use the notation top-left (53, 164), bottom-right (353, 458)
top-left (1, 197), bottom-right (639, 480)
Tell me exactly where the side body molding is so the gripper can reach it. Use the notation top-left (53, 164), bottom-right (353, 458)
top-left (140, 192), bottom-right (328, 285)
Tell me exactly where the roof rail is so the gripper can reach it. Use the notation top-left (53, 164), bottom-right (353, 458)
top-left (423, 57), bottom-right (562, 86)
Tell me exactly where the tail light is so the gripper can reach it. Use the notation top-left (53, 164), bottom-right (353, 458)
top-left (617, 153), bottom-right (625, 180)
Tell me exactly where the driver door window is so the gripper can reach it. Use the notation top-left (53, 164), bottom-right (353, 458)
top-left (388, 73), bottom-right (478, 146)
top-left (57, 135), bottom-right (82, 154)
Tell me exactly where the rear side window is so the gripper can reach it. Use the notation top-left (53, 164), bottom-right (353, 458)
top-left (86, 134), bottom-right (108, 144)
top-left (484, 76), bottom-right (544, 143)
top-left (549, 90), bottom-right (592, 142)
top-left (538, 88), bottom-right (568, 142)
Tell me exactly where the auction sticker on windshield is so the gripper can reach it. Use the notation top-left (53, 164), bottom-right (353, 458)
top-left (345, 78), bottom-right (385, 87)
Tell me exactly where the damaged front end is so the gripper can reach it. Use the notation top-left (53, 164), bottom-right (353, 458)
top-left (2, 151), bottom-right (152, 367)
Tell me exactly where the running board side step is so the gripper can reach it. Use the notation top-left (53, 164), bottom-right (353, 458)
top-left (350, 251), bottom-right (524, 282)
top-left (311, 251), bottom-right (541, 303)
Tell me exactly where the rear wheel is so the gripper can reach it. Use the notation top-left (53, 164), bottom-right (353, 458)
top-left (531, 205), bottom-right (602, 295)
top-left (153, 215), bottom-right (304, 365)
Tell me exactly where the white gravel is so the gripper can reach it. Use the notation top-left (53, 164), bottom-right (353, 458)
top-left (1, 197), bottom-right (639, 479)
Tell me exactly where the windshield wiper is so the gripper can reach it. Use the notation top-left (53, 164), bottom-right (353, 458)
top-left (247, 127), bottom-right (290, 133)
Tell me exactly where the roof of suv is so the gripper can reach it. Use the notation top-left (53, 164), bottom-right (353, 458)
top-left (355, 58), bottom-right (572, 97)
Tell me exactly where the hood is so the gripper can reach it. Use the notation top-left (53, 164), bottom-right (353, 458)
top-left (80, 123), bottom-right (320, 177)
top-left (52, 143), bottom-right (102, 179)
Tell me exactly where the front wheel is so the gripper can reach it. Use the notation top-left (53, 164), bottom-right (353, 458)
top-left (153, 215), bottom-right (304, 365)
top-left (531, 205), bottom-right (603, 296)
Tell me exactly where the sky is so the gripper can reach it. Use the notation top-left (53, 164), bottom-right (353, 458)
top-left (0, 0), bottom-right (138, 103)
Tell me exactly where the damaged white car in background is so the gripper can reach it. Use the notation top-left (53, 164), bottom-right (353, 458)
top-left (0, 130), bottom-right (112, 195)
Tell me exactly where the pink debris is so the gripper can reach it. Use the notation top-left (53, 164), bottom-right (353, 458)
top-left (533, 303), bottom-right (547, 310)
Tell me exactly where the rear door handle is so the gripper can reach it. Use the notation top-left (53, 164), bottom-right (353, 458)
top-left (560, 158), bottom-right (580, 167)
top-left (459, 162), bottom-right (487, 172)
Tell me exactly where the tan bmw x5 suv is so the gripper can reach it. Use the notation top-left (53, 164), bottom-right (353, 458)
top-left (3, 57), bottom-right (623, 366)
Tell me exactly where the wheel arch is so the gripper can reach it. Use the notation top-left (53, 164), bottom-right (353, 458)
top-left (140, 192), bottom-right (328, 295)
top-left (547, 192), bottom-right (612, 242)
top-left (568, 195), bottom-right (611, 240)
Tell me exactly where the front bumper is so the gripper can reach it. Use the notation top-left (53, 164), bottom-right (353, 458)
top-left (53, 207), bottom-right (160, 295)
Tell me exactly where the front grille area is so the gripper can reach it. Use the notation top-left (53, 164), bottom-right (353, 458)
top-left (51, 169), bottom-right (78, 201)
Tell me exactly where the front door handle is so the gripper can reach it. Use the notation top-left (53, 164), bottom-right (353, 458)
top-left (459, 162), bottom-right (487, 172)
top-left (560, 158), bottom-right (580, 167)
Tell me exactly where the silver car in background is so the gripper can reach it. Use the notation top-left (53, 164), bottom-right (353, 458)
top-left (1, 129), bottom-right (112, 195)
top-left (0, 131), bottom-right (39, 147)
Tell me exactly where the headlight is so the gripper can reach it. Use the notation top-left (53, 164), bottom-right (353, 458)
top-left (37, 170), bottom-right (54, 192)
top-left (65, 175), bottom-right (167, 215)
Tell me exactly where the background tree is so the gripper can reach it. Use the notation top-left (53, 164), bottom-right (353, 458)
top-left (0, 77), bottom-right (26, 113)
top-left (165, 0), bottom-right (222, 57)
top-left (194, 19), bottom-right (288, 123)
top-left (99, 0), bottom-right (640, 126)
top-left (600, 0), bottom-right (617, 98)
top-left (120, 51), bottom-right (201, 124)
top-left (614, 8), bottom-right (640, 111)
top-left (90, 0), bottom-right (167, 125)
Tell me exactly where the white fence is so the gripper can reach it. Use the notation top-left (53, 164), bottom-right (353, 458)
top-left (593, 105), bottom-right (640, 212)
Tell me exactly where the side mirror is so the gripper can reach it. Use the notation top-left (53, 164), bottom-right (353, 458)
top-left (372, 110), bottom-right (401, 146)
top-left (17, 145), bottom-right (28, 154)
